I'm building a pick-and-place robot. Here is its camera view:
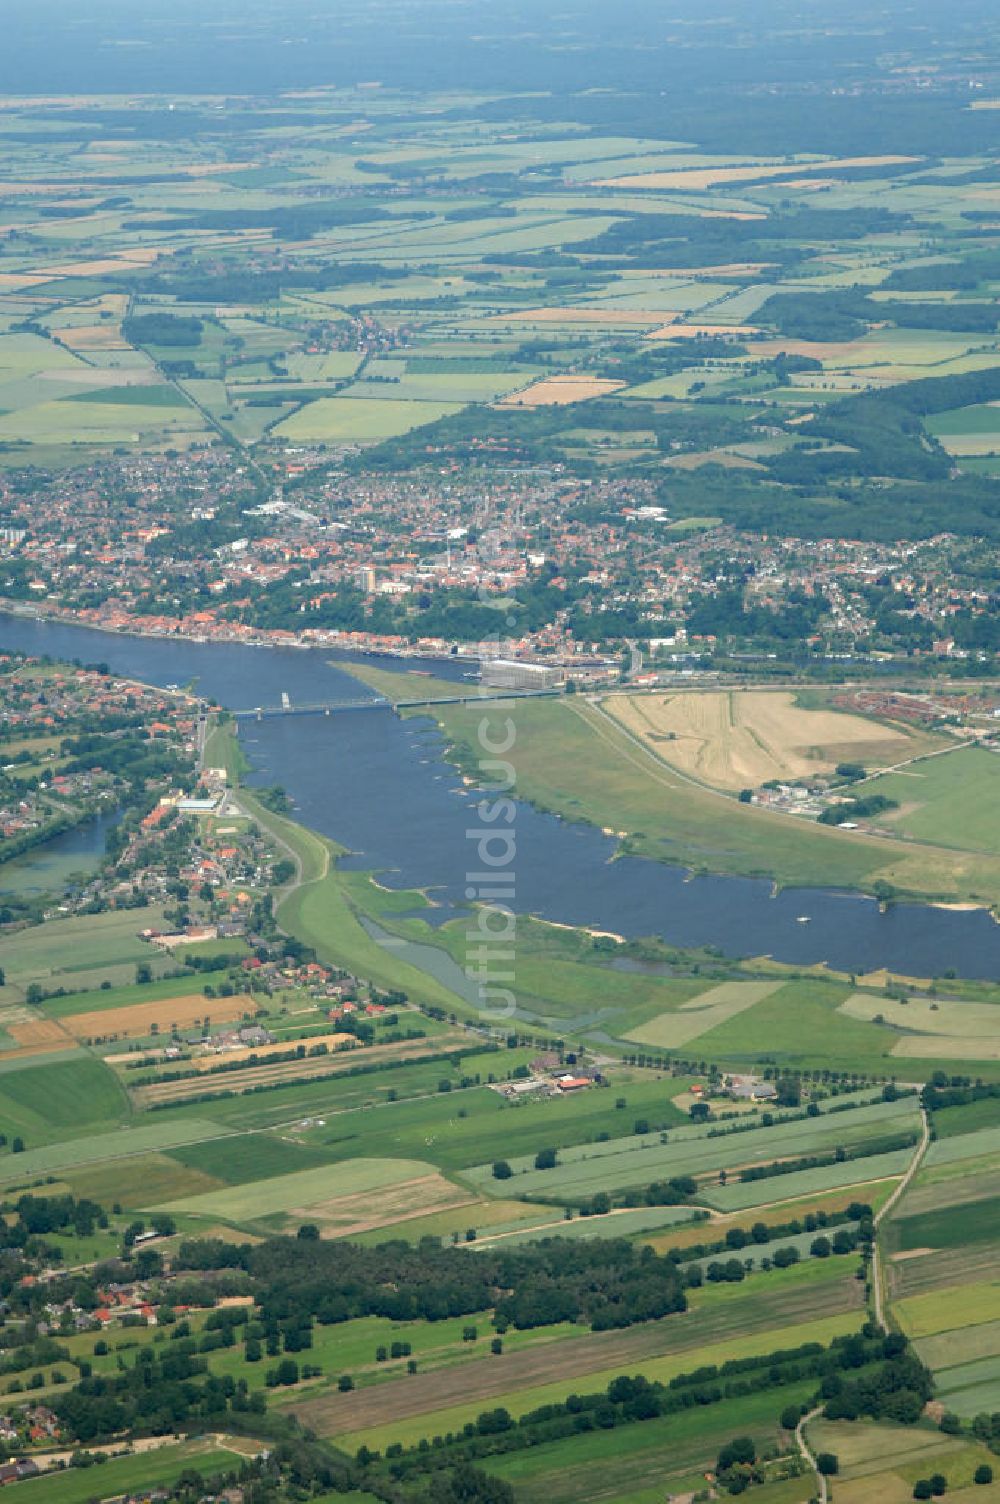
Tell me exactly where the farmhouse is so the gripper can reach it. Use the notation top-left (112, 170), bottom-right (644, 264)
top-left (725, 1074), bottom-right (777, 1102)
top-left (555, 1074), bottom-right (593, 1092)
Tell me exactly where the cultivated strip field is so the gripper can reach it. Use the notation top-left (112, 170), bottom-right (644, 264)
top-left (130, 1033), bottom-right (470, 1105)
top-left (298, 1278), bottom-right (863, 1443)
top-left (151, 1156), bottom-right (434, 1221)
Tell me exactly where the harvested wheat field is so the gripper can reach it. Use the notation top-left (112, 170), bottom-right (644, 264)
top-left (296, 1171), bottom-right (474, 1238)
top-left (606, 690), bottom-right (914, 791)
top-left (59, 325), bottom-right (129, 350)
top-left (8, 1016), bottom-right (71, 1048)
top-left (647, 321), bottom-right (760, 339)
top-left (186, 1030), bottom-right (356, 1072)
top-left (64, 991), bottom-right (258, 1043)
top-left (498, 376), bottom-right (625, 406)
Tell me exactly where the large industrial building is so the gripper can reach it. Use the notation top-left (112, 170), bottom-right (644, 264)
top-left (479, 659), bottom-right (563, 691)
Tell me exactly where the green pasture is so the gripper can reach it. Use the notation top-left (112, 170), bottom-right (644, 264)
top-left (866, 746), bottom-right (1000, 856)
top-left (274, 394), bottom-right (461, 442)
top-left (294, 1078), bottom-right (692, 1173)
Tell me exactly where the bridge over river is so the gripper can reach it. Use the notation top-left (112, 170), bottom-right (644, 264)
top-left (232, 687), bottom-right (562, 718)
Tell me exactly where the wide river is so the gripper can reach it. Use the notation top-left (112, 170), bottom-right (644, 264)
top-left (2, 611), bottom-right (999, 978)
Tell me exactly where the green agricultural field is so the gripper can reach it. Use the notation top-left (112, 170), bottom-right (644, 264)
top-left (291, 1077), bottom-right (691, 1172)
top-left (925, 1125), bottom-right (1000, 1169)
top-left (0, 907), bottom-right (170, 999)
top-left (0, 1443), bottom-right (243, 1504)
top-left (865, 746), bottom-right (1000, 856)
top-left (0, 1116), bottom-right (229, 1181)
top-left (889, 1195), bottom-right (1000, 1252)
top-left (895, 1279), bottom-right (1000, 1339)
top-left (624, 979), bottom-right (784, 1048)
top-left (932, 1097), bottom-right (1000, 1139)
top-left (274, 396), bottom-right (461, 442)
top-left (704, 1148), bottom-right (914, 1212)
top-left (465, 1095), bottom-right (919, 1201)
top-left (472, 1205), bottom-right (704, 1247)
top-left (337, 1308), bottom-right (860, 1451)
top-left (61, 1150), bottom-right (226, 1208)
top-left (151, 1155), bottom-right (434, 1219)
top-left (340, 370), bottom-right (529, 403)
top-left (0, 1054), bottom-right (128, 1146)
top-left (167, 1130), bottom-right (350, 1184)
top-left (485, 1383), bottom-right (819, 1504)
top-left (146, 1046), bottom-right (523, 1133)
top-left (917, 1318), bottom-right (1000, 1374)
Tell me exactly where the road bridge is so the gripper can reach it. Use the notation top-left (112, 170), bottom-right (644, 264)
top-left (231, 687), bottom-right (563, 718)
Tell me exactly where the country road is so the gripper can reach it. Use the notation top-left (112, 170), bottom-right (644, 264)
top-left (870, 1099), bottom-right (931, 1330)
top-left (795, 1405), bottom-right (829, 1504)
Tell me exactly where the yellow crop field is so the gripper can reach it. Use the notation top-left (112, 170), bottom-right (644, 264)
top-left (606, 690), bottom-right (913, 791)
top-left (59, 325), bottom-right (129, 350)
top-left (624, 979), bottom-right (783, 1048)
top-left (498, 376), bottom-right (626, 406)
top-left (7, 1017), bottom-right (71, 1048)
top-left (647, 321), bottom-right (760, 339)
top-left (185, 1029), bottom-right (356, 1071)
top-left (65, 991), bottom-right (257, 1042)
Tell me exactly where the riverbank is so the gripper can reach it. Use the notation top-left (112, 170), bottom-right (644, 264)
top-left (4, 612), bottom-right (999, 978)
top-left (0, 598), bottom-right (490, 666)
top-left (422, 693), bottom-right (1000, 919)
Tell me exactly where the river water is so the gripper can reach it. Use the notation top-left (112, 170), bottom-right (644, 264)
top-left (2, 611), bottom-right (998, 977)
